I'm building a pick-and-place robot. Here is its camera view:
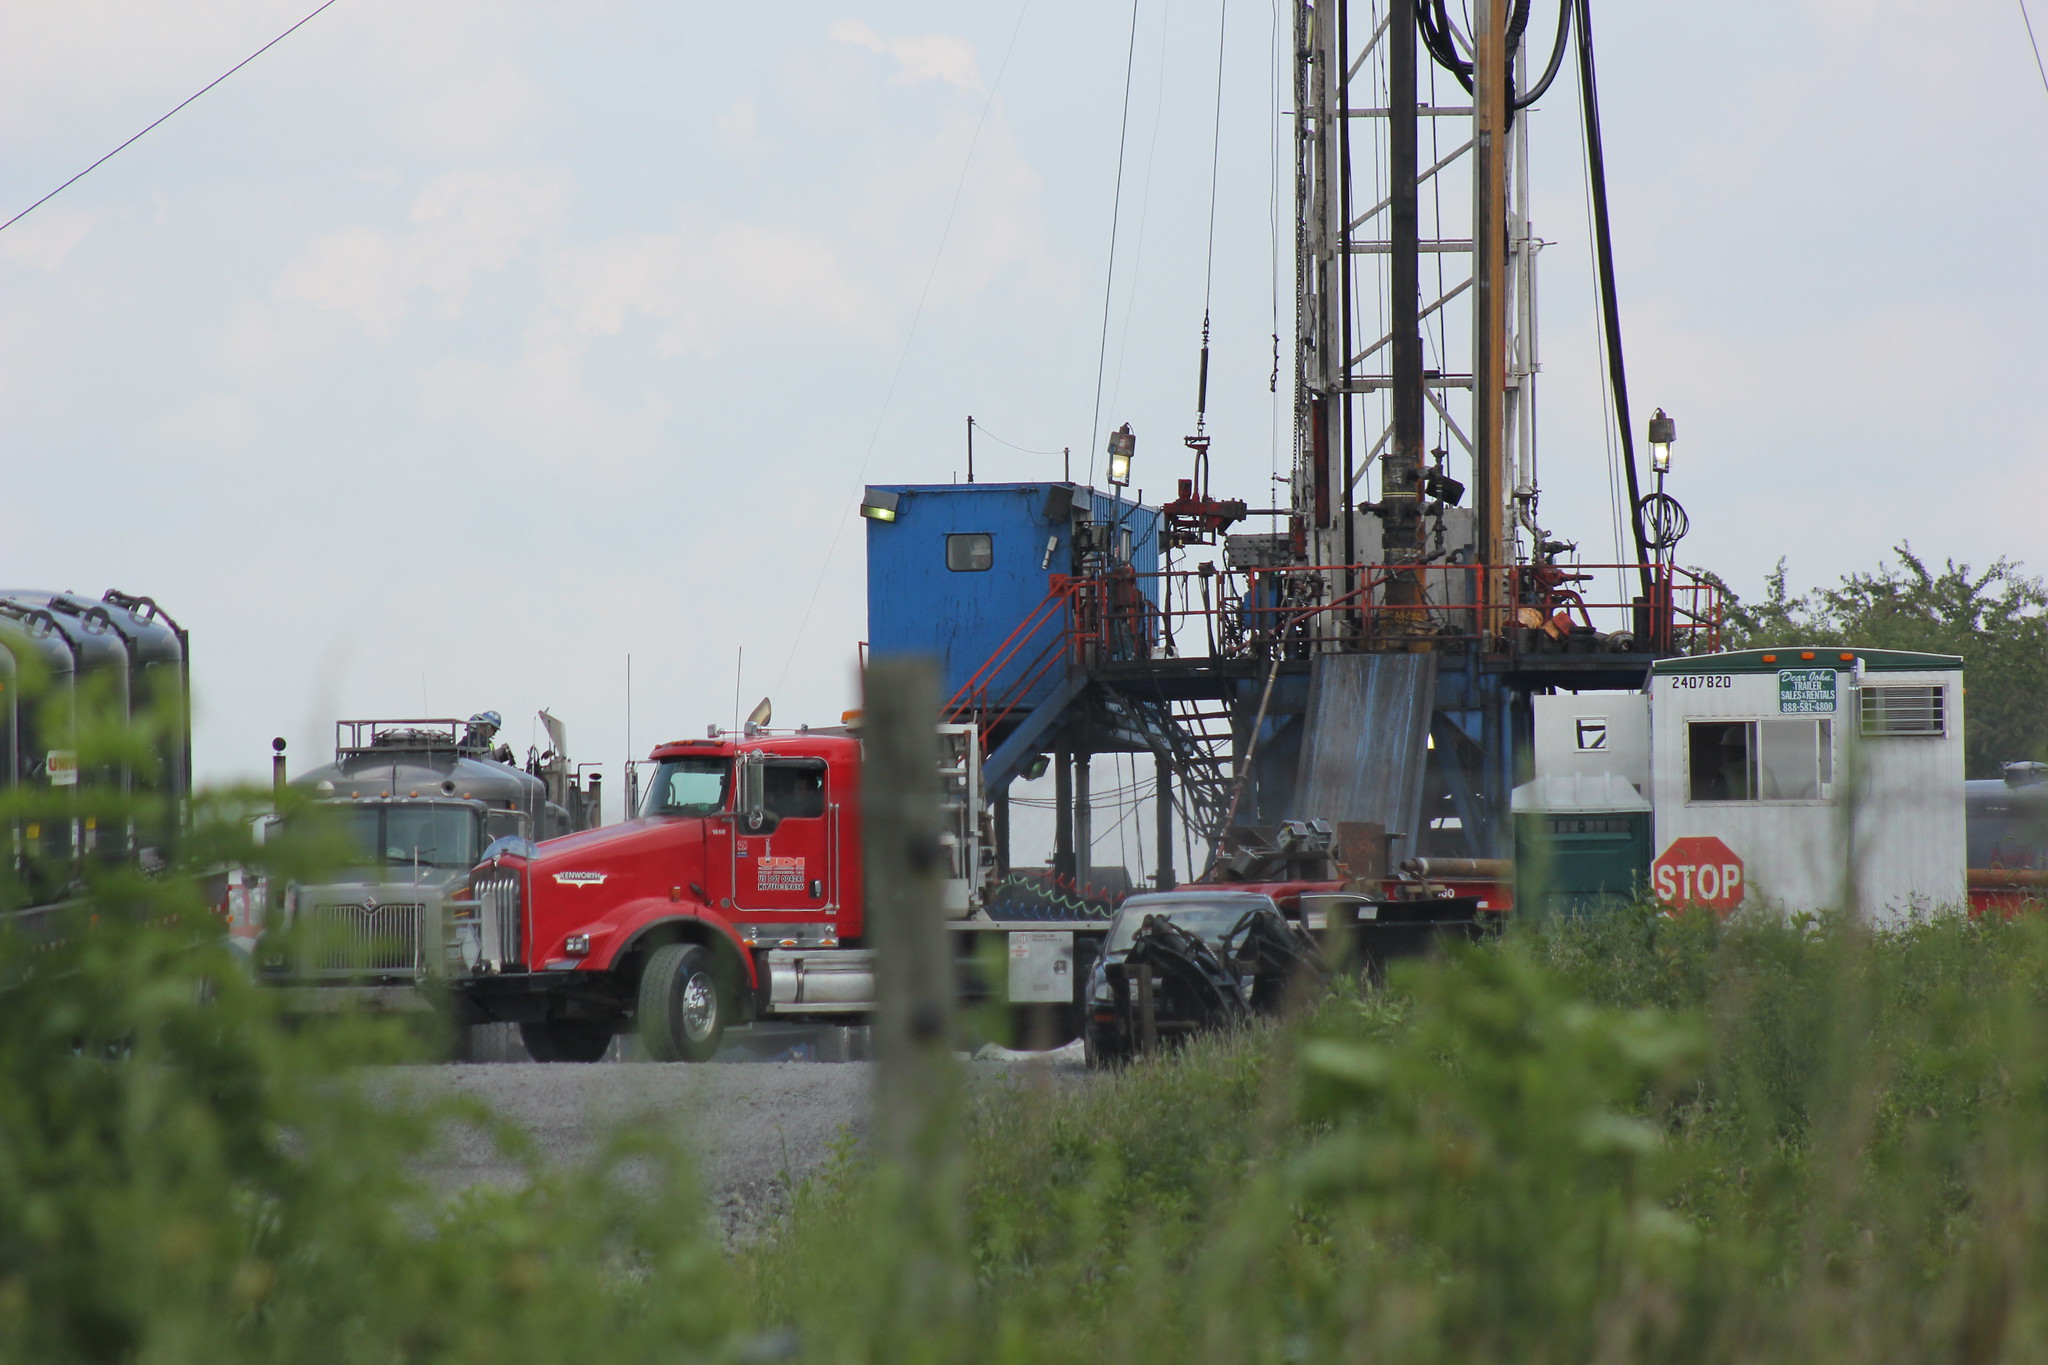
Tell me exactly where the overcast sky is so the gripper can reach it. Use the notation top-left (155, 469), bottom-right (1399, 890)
top-left (3, 1), bottom-right (2044, 856)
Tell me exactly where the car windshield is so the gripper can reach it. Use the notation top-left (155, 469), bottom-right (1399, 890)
top-left (641, 756), bottom-right (730, 817)
top-left (1104, 899), bottom-right (1268, 953)
top-left (330, 803), bottom-right (481, 870)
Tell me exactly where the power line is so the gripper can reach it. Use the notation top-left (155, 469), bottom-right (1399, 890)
top-left (0, 0), bottom-right (346, 235)
top-left (1086, 0), bottom-right (1145, 488)
top-left (2022, 0), bottom-right (2048, 103)
top-left (971, 423), bottom-right (1065, 457)
top-left (1102, 0), bottom-right (1171, 431)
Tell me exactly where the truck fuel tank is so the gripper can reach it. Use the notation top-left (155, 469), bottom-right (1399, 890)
top-left (767, 949), bottom-right (876, 1011)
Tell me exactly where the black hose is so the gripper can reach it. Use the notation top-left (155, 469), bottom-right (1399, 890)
top-left (1417, 1), bottom-right (1549, 116)
top-left (1574, 0), bottom-right (1656, 595)
top-left (1418, 0), bottom-right (1471, 92)
top-left (1514, 0), bottom-right (1573, 108)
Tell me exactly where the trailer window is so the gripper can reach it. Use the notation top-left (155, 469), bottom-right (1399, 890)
top-left (946, 533), bottom-right (993, 572)
top-left (1862, 684), bottom-right (1946, 736)
top-left (1690, 719), bottom-right (1833, 803)
top-left (641, 757), bottom-right (729, 816)
top-left (1688, 721), bottom-right (1755, 802)
top-left (763, 759), bottom-right (826, 820)
top-left (1759, 719), bottom-right (1832, 800)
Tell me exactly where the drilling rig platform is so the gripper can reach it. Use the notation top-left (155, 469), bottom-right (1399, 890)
top-left (866, 0), bottom-right (1722, 899)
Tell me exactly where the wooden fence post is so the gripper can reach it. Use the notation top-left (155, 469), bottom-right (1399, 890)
top-left (863, 656), bottom-right (960, 1164)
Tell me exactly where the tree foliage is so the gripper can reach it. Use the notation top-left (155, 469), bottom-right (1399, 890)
top-left (1718, 545), bottom-right (2048, 776)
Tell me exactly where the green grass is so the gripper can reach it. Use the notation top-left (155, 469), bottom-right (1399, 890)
top-left (11, 707), bottom-right (2048, 1363)
top-left (738, 908), bottom-right (2048, 1363)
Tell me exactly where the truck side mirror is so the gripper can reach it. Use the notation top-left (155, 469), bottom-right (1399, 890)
top-left (738, 753), bottom-right (771, 832)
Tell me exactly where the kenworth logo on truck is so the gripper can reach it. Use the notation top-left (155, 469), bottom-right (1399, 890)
top-left (553, 872), bottom-right (608, 886)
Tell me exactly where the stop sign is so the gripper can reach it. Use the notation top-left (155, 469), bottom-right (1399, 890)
top-left (1652, 836), bottom-right (1745, 915)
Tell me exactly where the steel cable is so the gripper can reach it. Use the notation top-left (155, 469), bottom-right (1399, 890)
top-left (0, 0), bottom-right (346, 235)
top-left (1086, 0), bottom-right (1147, 488)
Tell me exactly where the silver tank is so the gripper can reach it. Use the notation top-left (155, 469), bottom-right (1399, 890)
top-left (0, 589), bottom-right (193, 904)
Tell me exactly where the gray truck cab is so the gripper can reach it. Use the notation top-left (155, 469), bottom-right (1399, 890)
top-left (261, 716), bottom-right (599, 1011)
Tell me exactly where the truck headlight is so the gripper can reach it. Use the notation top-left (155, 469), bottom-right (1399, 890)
top-left (564, 933), bottom-right (591, 956)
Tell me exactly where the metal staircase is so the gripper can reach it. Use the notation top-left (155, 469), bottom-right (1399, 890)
top-left (943, 578), bottom-right (1243, 868)
top-left (1103, 691), bottom-right (1236, 851)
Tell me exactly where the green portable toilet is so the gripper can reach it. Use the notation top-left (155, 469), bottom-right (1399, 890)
top-left (1511, 772), bottom-right (1652, 919)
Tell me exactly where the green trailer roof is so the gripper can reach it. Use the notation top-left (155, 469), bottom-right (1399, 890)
top-left (1653, 647), bottom-right (1964, 676)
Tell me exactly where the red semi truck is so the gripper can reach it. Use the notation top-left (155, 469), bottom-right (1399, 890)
top-left (447, 722), bottom-right (1087, 1061)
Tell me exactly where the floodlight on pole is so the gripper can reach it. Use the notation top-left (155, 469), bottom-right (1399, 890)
top-left (1648, 408), bottom-right (1676, 475)
top-left (1105, 423), bottom-right (1136, 488)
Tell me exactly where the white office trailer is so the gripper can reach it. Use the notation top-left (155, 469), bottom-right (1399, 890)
top-left (1529, 648), bottom-right (1966, 922)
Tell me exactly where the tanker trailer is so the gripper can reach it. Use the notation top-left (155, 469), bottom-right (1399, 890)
top-left (56, 592), bottom-right (189, 867)
top-left (0, 589), bottom-right (191, 911)
top-left (0, 600), bottom-right (80, 907)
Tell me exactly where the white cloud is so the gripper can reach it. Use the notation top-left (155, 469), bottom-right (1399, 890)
top-left (389, 62), bottom-right (548, 158)
top-left (0, 0), bottom-right (309, 124)
top-left (139, 393), bottom-right (259, 459)
top-left (418, 337), bottom-right (669, 474)
top-left (829, 19), bottom-right (980, 92)
top-left (544, 219), bottom-right (884, 357)
top-left (408, 214), bottom-right (885, 474)
top-left (271, 169), bottom-right (565, 334)
top-left (717, 95), bottom-right (766, 159)
top-left (0, 206), bottom-right (100, 271)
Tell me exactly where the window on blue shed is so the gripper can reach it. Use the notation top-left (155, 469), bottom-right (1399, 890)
top-left (946, 533), bottom-right (993, 572)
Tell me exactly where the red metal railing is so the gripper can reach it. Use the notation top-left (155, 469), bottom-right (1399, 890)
top-left (1124, 561), bottom-right (1722, 661)
top-left (941, 576), bottom-right (1085, 735)
top-left (943, 562), bottom-right (1724, 739)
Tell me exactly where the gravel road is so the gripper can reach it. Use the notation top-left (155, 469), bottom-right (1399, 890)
top-left (379, 1026), bottom-right (1084, 1236)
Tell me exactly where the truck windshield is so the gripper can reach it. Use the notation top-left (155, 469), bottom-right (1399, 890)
top-left (331, 803), bottom-right (482, 870)
top-left (641, 757), bottom-right (730, 816)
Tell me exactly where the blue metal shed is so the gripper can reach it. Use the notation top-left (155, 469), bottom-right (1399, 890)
top-left (864, 481), bottom-right (1161, 704)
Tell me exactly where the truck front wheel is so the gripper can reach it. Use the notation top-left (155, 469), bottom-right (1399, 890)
top-left (638, 943), bottom-right (727, 1063)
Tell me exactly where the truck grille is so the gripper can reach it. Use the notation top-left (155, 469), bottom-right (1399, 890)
top-left (301, 902), bottom-right (424, 974)
top-left (474, 868), bottom-right (524, 969)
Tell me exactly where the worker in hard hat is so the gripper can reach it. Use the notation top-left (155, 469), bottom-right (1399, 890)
top-left (463, 710), bottom-right (505, 757)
